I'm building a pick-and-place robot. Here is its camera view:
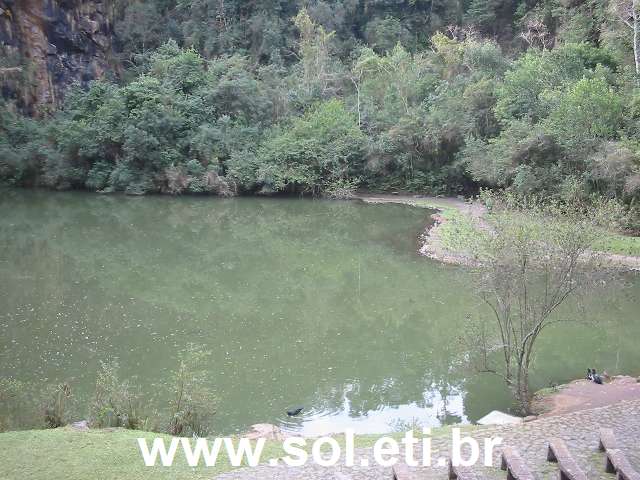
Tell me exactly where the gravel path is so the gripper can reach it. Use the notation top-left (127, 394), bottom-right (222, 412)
top-left (216, 399), bottom-right (640, 479)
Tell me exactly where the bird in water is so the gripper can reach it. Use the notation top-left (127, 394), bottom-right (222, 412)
top-left (287, 407), bottom-right (303, 417)
top-left (591, 368), bottom-right (603, 385)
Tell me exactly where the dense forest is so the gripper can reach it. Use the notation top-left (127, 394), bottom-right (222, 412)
top-left (1, 0), bottom-right (639, 218)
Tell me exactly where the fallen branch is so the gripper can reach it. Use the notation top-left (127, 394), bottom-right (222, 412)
top-left (0, 67), bottom-right (23, 75)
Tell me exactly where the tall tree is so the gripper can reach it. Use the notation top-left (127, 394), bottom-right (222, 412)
top-left (293, 9), bottom-right (336, 98)
top-left (612, 0), bottom-right (640, 74)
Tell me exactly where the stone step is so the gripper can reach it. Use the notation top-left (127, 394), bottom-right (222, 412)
top-left (598, 427), bottom-right (640, 480)
top-left (598, 428), bottom-right (618, 451)
top-left (604, 449), bottom-right (640, 480)
top-left (546, 438), bottom-right (587, 480)
top-left (448, 459), bottom-right (489, 479)
top-left (500, 446), bottom-right (535, 480)
top-left (392, 462), bottom-right (421, 480)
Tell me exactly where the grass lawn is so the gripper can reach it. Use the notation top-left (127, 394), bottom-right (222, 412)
top-left (594, 232), bottom-right (640, 257)
top-left (434, 207), bottom-right (640, 260)
top-left (0, 425), bottom-right (476, 480)
top-left (435, 208), bottom-right (478, 253)
top-left (0, 428), bottom-right (283, 480)
top-left (397, 196), bottom-right (640, 260)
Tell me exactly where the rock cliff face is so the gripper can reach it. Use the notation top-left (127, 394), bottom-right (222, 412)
top-left (0, 0), bottom-right (117, 115)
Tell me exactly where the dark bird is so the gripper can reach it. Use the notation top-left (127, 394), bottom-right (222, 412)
top-left (586, 368), bottom-right (593, 380)
top-left (287, 407), bottom-right (303, 417)
top-left (591, 368), bottom-right (603, 385)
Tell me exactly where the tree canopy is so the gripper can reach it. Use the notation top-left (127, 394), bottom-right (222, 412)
top-left (0, 0), bottom-right (639, 214)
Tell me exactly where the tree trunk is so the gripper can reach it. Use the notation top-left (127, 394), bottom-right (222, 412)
top-left (634, 0), bottom-right (640, 75)
top-left (350, 76), bottom-right (361, 127)
top-left (514, 365), bottom-right (531, 415)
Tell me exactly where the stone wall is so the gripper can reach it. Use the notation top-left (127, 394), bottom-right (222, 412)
top-left (0, 0), bottom-right (117, 115)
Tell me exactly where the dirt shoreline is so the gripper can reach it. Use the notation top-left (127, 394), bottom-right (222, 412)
top-left (531, 376), bottom-right (640, 417)
top-left (355, 193), bottom-right (483, 266)
top-left (355, 193), bottom-right (640, 271)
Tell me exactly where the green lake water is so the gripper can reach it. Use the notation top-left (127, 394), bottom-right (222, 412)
top-left (1, 189), bottom-right (639, 435)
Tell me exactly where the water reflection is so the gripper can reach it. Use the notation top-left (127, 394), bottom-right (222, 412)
top-left (0, 189), bottom-right (638, 434)
top-left (279, 382), bottom-right (468, 436)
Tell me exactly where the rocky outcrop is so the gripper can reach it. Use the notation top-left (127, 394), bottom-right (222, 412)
top-left (0, 0), bottom-right (117, 115)
top-left (242, 423), bottom-right (287, 441)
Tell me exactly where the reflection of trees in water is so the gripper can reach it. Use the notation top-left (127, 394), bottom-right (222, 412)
top-left (296, 316), bottom-right (471, 427)
top-left (2, 190), bottom-right (639, 432)
top-left (434, 381), bottom-right (463, 425)
top-left (0, 191), bottom-right (469, 431)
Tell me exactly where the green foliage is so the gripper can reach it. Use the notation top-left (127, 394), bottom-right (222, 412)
top-left (0, 378), bottom-right (31, 432)
top-left (294, 9), bottom-right (338, 100)
top-left (364, 16), bottom-right (412, 53)
top-left (91, 360), bottom-right (146, 430)
top-left (177, 0), bottom-right (297, 61)
top-left (1, 1), bottom-right (640, 208)
top-left (42, 384), bottom-right (72, 429)
top-left (165, 344), bottom-right (217, 437)
top-left (324, 177), bottom-right (361, 199)
top-left (115, 0), bottom-right (168, 59)
top-left (495, 43), bottom-right (618, 122)
top-left (1, 42), bottom-right (281, 194)
top-left (247, 99), bottom-right (365, 195)
top-left (463, 120), bottom-right (564, 191)
top-left (543, 77), bottom-right (624, 150)
top-left (583, 142), bottom-right (640, 203)
top-left (0, 105), bottom-right (51, 187)
top-left (465, 0), bottom-right (504, 34)
top-left (463, 39), bottom-right (508, 78)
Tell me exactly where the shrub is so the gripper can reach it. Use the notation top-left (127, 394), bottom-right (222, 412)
top-left (543, 77), bottom-right (624, 151)
top-left (165, 344), bottom-right (217, 437)
top-left (324, 178), bottom-right (360, 199)
top-left (0, 378), bottom-right (30, 432)
top-left (91, 360), bottom-right (146, 430)
top-left (255, 99), bottom-right (366, 195)
top-left (42, 383), bottom-right (72, 428)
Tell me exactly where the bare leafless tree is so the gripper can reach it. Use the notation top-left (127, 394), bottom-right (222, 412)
top-left (520, 19), bottom-right (552, 50)
top-left (445, 24), bottom-right (478, 42)
top-left (612, 0), bottom-right (640, 74)
top-left (463, 193), bottom-right (621, 414)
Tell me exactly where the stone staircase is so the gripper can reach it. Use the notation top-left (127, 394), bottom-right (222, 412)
top-left (216, 401), bottom-right (640, 480)
top-left (393, 428), bottom-right (640, 480)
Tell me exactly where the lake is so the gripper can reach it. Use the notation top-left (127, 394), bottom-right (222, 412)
top-left (1, 189), bottom-right (639, 436)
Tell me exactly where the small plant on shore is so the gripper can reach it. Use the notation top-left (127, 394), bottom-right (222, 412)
top-left (389, 416), bottom-right (424, 433)
top-left (324, 178), bottom-right (360, 200)
top-left (2, 378), bottom-right (79, 431)
top-left (91, 360), bottom-right (146, 430)
top-left (42, 383), bottom-right (72, 428)
top-left (166, 344), bottom-right (217, 437)
top-left (0, 378), bottom-right (30, 432)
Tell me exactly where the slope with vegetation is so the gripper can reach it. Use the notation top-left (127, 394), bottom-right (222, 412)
top-left (0, 0), bottom-right (638, 228)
